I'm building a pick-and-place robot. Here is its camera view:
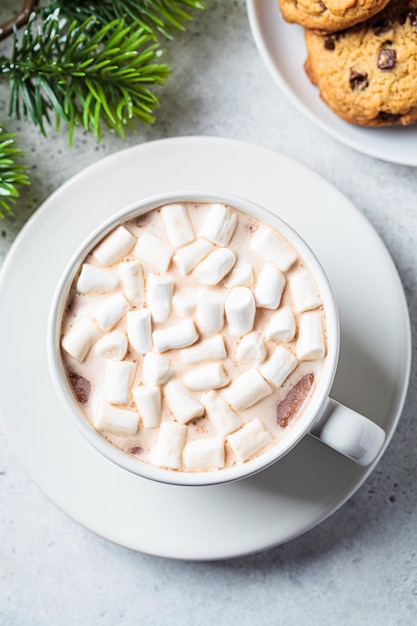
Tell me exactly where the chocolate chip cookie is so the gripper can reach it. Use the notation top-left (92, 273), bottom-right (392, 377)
top-left (278, 0), bottom-right (391, 33)
top-left (304, 1), bottom-right (417, 126)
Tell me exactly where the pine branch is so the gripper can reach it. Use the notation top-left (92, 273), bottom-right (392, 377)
top-left (38, 0), bottom-right (206, 40)
top-left (0, 11), bottom-right (170, 143)
top-left (0, 127), bottom-right (29, 218)
top-left (0, 1), bottom-right (207, 218)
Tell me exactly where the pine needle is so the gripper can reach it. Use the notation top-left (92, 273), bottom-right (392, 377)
top-left (0, 128), bottom-right (29, 218)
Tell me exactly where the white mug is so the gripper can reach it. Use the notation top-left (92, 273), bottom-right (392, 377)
top-left (47, 191), bottom-right (385, 486)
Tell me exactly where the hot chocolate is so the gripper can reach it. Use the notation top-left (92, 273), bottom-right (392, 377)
top-left (59, 201), bottom-right (327, 472)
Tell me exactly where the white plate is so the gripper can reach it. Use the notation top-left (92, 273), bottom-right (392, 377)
top-left (247, 0), bottom-right (417, 165)
top-left (0, 137), bottom-right (411, 560)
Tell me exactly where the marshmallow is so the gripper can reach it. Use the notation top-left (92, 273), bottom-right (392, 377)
top-left (290, 270), bottom-right (321, 313)
top-left (235, 331), bottom-right (266, 364)
top-left (163, 380), bottom-right (204, 424)
top-left (95, 330), bottom-right (128, 360)
top-left (92, 292), bottom-right (130, 331)
top-left (181, 334), bottom-right (226, 365)
top-left (223, 368), bottom-right (271, 411)
top-left (194, 248), bottom-right (236, 285)
top-left (173, 239), bottom-right (213, 274)
top-left (153, 318), bottom-right (198, 353)
top-left (61, 317), bottom-right (100, 362)
top-left (95, 401), bottom-right (139, 436)
top-left (198, 203), bottom-right (237, 246)
top-left (93, 226), bottom-right (136, 266)
top-left (172, 288), bottom-right (197, 317)
top-left (260, 346), bottom-right (297, 388)
top-left (225, 286), bottom-right (255, 336)
top-left (183, 437), bottom-right (225, 470)
top-left (142, 352), bottom-right (172, 386)
top-left (76, 264), bottom-right (119, 294)
top-left (146, 274), bottom-right (174, 323)
top-left (201, 390), bottom-right (242, 436)
top-left (183, 362), bottom-right (230, 391)
top-left (134, 232), bottom-right (174, 272)
top-left (296, 311), bottom-right (326, 361)
top-left (195, 288), bottom-right (225, 335)
top-left (255, 264), bottom-right (285, 309)
top-left (227, 418), bottom-right (273, 462)
top-left (132, 386), bottom-right (161, 428)
top-left (223, 261), bottom-right (254, 288)
top-left (263, 306), bottom-right (296, 343)
top-left (155, 421), bottom-right (187, 469)
top-left (126, 309), bottom-right (151, 354)
top-left (249, 226), bottom-right (297, 271)
top-left (160, 203), bottom-right (195, 247)
top-left (118, 260), bottom-right (144, 304)
top-left (104, 360), bottom-right (136, 404)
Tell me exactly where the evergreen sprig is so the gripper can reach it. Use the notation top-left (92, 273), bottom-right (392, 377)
top-left (0, 128), bottom-right (29, 218)
top-left (0, 0), bottom-right (206, 217)
top-left (39, 0), bottom-right (206, 39)
top-left (0, 11), bottom-right (170, 143)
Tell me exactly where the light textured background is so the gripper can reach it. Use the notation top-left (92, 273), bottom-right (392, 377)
top-left (1, 1), bottom-right (416, 624)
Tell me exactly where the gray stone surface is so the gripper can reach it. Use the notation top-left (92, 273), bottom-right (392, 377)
top-left (1, 1), bottom-right (416, 624)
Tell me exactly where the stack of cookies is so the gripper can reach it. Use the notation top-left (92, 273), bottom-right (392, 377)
top-left (278, 0), bottom-right (417, 127)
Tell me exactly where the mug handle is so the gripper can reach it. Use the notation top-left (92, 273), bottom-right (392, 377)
top-left (310, 398), bottom-right (386, 466)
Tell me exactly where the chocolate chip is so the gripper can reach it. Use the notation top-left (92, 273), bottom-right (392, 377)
top-left (373, 19), bottom-right (391, 35)
top-left (349, 69), bottom-right (369, 90)
top-left (317, 1), bottom-right (326, 11)
top-left (276, 373), bottom-right (314, 428)
top-left (408, 10), bottom-right (417, 27)
top-left (376, 111), bottom-right (401, 123)
top-left (377, 48), bottom-right (396, 70)
top-left (67, 369), bottom-right (91, 404)
top-left (324, 37), bottom-right (335, 51)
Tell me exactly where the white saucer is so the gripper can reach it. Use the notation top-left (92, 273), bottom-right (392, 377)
top-left (246, 0), bottom-right (417, 166)
top-left (0, 137), bottom-right (411, 560)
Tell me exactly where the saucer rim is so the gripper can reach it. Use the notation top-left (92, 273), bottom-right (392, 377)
top-left (0, 136), bottom-right (411, 560)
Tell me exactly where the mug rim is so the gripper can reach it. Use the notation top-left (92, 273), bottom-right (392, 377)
top-left (47, 190), bottom-right (340, 487)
